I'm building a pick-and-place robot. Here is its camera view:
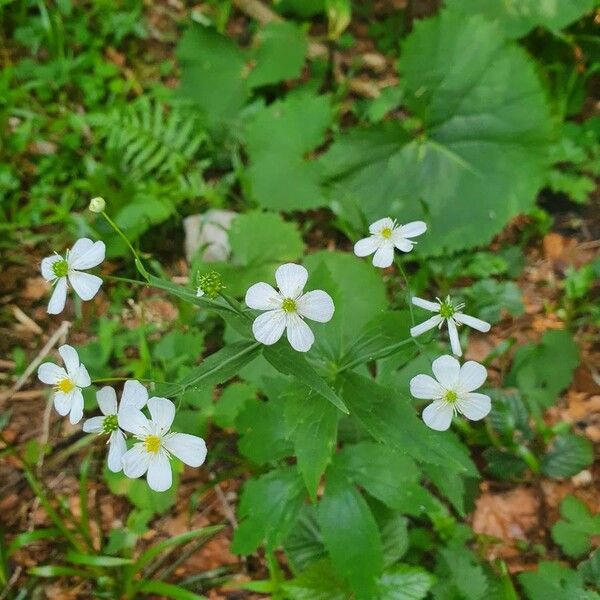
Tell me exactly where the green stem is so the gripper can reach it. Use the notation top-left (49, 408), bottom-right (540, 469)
top-left (395, 259), bottom-right (415, 326)
top-left (104, 274), bottom-right (148, 286)
top-left (101, 211), bottom-right (150, 281)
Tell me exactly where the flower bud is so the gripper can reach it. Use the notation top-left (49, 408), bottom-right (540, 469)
top-left (89, 196), bottom-right (106, 213)
top-left (196, 271), bottom-right (225, 300)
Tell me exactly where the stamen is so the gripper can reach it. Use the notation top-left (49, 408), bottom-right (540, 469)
top-left (144, 435), bottom-right (161, 454)
top-left (281, 298), bottom-right (297, 313)
top-left (55, 378), bottom-right (75, 394)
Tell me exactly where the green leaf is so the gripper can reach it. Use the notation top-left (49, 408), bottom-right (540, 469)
top-left (422, 463), bottom-right (469, 516)
top-left (263, 344), bottom-right (348, 413)
top-left (338, 311), bottom-right (413, 372)
top-left (378, 565), bottom-right (435, 600)
top-left (508, 330), bottom-right (579, 411)
top-left (229, 211), bottom-right (304, 266)
top-left (214, 382), bottom-right (257, 429)
top-left (65, 552), bottom-right (132, 567)
top-left (579, 549), bottom-right (600, 588)
top-left (433, 542), bottom-right (488, 600)
top-left (7, 528), bottom-right (60, 556)
top-left (245, 92), bottom-right (333, 210)
top-left (551, 496), bottom-right (600, 558)
top-left (137, 580), bottom-right (207, 600)
top-left (462, 279), bottom-right (524, 325)
top-left (335, 442), bottom-right (420, 511)
top-left (341, 372), bottom-right (478, 476)
top-left (246, 22), bottom-right (307, 89)
top-left (285, 388), bottom-right (339, 501)
top-left (541, 433), bottom-right (593, 479)
top-left (318, 470), bottom-right (384, 599)
top-left (232, 468), bottom-right (306, 555)
top-left (322, 10), bottom-right (551, 255)
top-left (284, 506), bottom-right (327, 574)
top-left (237, 399), bottom-right (294, 464)
top-left (446, 0), bottom-right (596, 39)
top-left (519, 561), bottom-right (600, 600)
top-left (173, 341), bottom-right (261, 395)
top-left (283, 559), bottom-right (350, 600)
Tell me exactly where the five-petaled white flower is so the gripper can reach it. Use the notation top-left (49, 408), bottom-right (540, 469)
top-left (41, 238), bottom-right (106, 315)
top-left (245, 263), bottom-right (335, 353)
top-left (354, 217), bottom-right (427, 268)
top-left (118, 397), bottom-right (207, 492)
top-left (410, 355), bottom-right (491, 431)
top-left (82, 381), bottom-right (148, 473)
top-left (37, 345), bottom-right (90, 424)
top-left (410, 295), bottom-right (491, 357)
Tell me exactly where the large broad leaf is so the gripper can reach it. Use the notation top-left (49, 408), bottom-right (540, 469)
top-left (341, 372), bottom-right (478, 476)
top-left (232, 468), bottom-right (305, 555)
top-left (244, 92), bottom-right (333, 210)
top-left (446, 0), bottom-right (596, 39)
top-left (378, 565), bottom-right (435, 600)
top-left (541, 433), bottom-right (594, 479)
top-left (519, 561), bottom-right (600, 600)
top-left (178, 22), bottom-right (306, 128)
top-left (321, 10), bottom-right (551, 255)
top-left (285, 388), bottom-right (340, 501)
top-left (318, 470), bottom-right (384, 599)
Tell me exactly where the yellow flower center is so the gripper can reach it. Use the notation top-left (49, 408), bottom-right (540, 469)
top-left (56, 378), bottom-right (75, 393)
top-left (281, 298), bottom-right (297, 313)
top-left (380, 226), bottom-right (393, 239)
top-left (444, 390), bottom-right (458, 404)
top-left (144, 435), bottom-right (162, 454)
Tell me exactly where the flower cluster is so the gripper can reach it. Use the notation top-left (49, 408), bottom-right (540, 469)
top-left (37, 347), bottom-right (207, 491)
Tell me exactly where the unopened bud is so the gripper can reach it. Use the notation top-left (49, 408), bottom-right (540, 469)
top-left (89, 196), bottom-right (106, 213)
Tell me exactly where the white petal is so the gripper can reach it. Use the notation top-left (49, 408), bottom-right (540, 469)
top-left (40, 255), bottom-right (61, 281)
top-left (163, 433), bottom-right (207, 467)
top-left (296, 290), bottom-right (334, 323)
top-left (410, 314), bottom-right (443, 338)
top-left (47, 278), bottom-right (68, 314)
top-left (147, 397), bottom-right (175, 432)
top-left (82, 416), bottom-right (105, 433)
top-left (37, 362), bottom-right (65, 385)
top-left (412, 297), bottom-right (440, 312)
top-left (74, 364), bottom-right (91, 388)
top-left (286, 313), bottom-right (315, 353)
top-left (458, 361), bottom-right (488, 392)
top-left (369, 217), bottom-right (395, 235)
top-left (456, 393), bottom-right (491, 421)
top-left (122, 444), bottom-right (151, 479)
top-left (372, 245), bottom-right (394, 268)
top-left (432, 355), bottom-right (460, 388)
top-left (68, 389), bottom-right (84, 424)
top-left (97, 386), bottom-right (117, 416)
top-left (58, 345), bottom-right (80, 377)
top-left (68, 239), bottom-right (105, 270)
top-left (447, 319), bottom-right (462, 356)
top-left (454, 312), bottom-right (491, 333)
top-left (54, 391), bottom-right (72, 416)
top-left (353, 236), bottom-right (379, 257)
top-left (245, 282), bottom-right (282, 310)
top-left (398, 221), bottom-right (427, 238)
top-left (118, 407), bottom-right (150, 437)
top-left (120, 380), bottom-right (148, 411)
top-left (422, 400), bottom-right (454, 431)
top-left (107, 430), bottom-right (127, 472)
top-left (147, 452), bottom-right (172, 492)
top-left (393, 237), bottom-right (414, 253)
top-left (252, 310), bottom-right (286, 346)
top-left (68, 271), bottom-right (102, 301)
top-left (410, 374), bottom-right (444, 400)
top-left (275, 263), bottom-right (308, 298)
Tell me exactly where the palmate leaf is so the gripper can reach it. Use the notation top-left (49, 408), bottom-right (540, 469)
top-left (519, 561), bottom-right (600, 600)
top-left (321, 10), bottom-right (551, 255)
top-left (446, 0), bottom-right (596, 39)
top-left (551, 496), bottom-right (600, 558)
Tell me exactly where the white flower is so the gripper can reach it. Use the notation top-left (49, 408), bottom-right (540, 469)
top-left (82, 381), bottom-right (148, 473)
top-left (88, 196), bottom-right (106, 213)
top-left (37, 345), bottom-right (90, 424)
top-left (245, 263), bottom-right (335, 353)
top-left (41, 238), bottom-right (106, 315)
top-left (354, 217), bottom-right (427, 268)
top-left (410, 295), bottom-right (491, 357)
top-left (118, 397), bottom-right (207, 492)
top-left (410, 355), bottom-right (491, 431)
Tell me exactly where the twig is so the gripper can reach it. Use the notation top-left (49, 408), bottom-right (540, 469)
top-left (0, 320), bottom-right (71, 405)
top-left (11, 306), bottom-right (43, 335)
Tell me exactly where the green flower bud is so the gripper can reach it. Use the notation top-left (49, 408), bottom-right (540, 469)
top-left (196, 271), bottom-right (225, 300)
top-left (89, 196), bottom-right (106, 213)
